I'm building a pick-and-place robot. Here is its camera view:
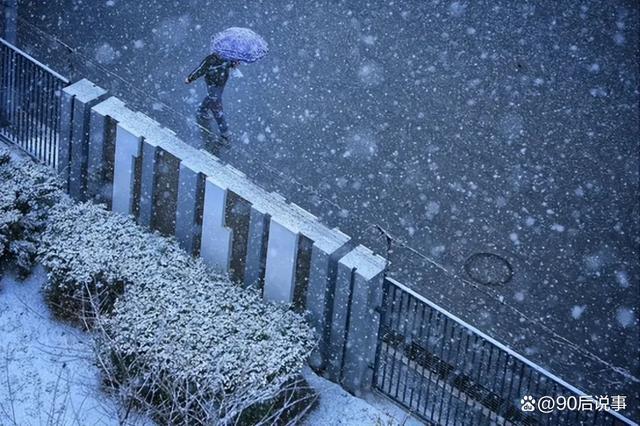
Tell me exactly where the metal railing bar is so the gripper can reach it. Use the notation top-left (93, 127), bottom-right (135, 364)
top-left (444, 322), bottom-right (467, 425)
top-left (407, 300), bottom-right (427, 409)
top-left (0, 37), bottom-right (69, 83)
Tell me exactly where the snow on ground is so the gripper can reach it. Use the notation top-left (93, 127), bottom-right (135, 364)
top-left (0, 263), bottom-right (420, 425)
top-left (302, 367), bottom-right (422, 426)
top-left (0, 266), bottom-right (151, 426)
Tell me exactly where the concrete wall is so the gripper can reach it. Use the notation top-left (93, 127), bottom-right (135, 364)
top-left (59, 79), bottom-right (388, 394)
top-left (59, 79), bottom-right (108, 199)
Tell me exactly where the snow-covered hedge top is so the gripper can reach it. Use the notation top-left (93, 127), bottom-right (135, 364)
top-left (40, 199), bottom-right (195, 292)
top-left (40, 201), bottom-right (315, 410)
top-left (0, 146), bottom-right (62, 274)
top-left (0, 147), bottom-right (61, 219)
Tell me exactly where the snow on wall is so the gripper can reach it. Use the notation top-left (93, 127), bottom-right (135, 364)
top-left (59, 79), bottom-right (387, 394)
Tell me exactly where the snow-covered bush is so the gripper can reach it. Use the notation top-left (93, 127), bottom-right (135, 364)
top-left (40, 201), bottom-right (316, 424)
top-left (0, 147), bottom-right (62, 276)
top-left (97, 268), bottom-right (316, 424)
top-left (39, 200), bottom-right (190, 324)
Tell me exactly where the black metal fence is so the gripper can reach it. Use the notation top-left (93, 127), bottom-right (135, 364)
top-left (374, 277), bottom-right (633, 426)
top-left (0, 37), bottom-right (68, 167)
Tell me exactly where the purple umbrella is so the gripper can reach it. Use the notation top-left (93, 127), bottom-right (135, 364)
top-left (211, 27), bottom-right (268, 63)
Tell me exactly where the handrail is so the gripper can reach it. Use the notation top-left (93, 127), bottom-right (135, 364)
top-left (0, 37), bottom-right (69, 83)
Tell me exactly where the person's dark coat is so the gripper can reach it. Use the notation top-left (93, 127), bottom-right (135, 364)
top-left (186, 53), bottom-right (233, 88)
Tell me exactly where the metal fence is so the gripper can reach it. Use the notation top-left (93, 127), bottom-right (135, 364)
top-left (374, 277), bottom-right (633, 426)
top-left (0, 37), bottom-right (68, 167)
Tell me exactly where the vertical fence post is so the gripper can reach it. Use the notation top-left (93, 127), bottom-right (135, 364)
top-left (200, 177), bottom-right (233, 271)
top-left (59, 79), bottom-right (108, 199)
top-left (86, 103), bottom-right (114, 204)
top-left (243, 205), bottom-right (270, 289)
top-left (111, 123), bottom-right (142, 216)
top-left (263, 217), bottom-right (300, 303)
top-left (306, 235), bottom-right (352, 371)
top-left (137, 140), bottom-right (159, 227)
top-left (175, 162), bottom-right (204, 254)
top-left (2, 0), bottom-right (17, 44)
top-left (327, 245), bottom-right (386, 393)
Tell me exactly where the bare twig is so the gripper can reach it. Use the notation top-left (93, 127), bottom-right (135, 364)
top-left (1, 348), bottom-right (18, 426)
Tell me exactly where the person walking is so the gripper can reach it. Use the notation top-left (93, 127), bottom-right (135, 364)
top-left (185, 53), bottom-right (238, 145)
top-left (185, 27), bottom-right (268, 151)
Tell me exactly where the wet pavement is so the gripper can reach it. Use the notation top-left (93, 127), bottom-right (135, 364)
top-left (14, 0), bottom-right (640, 416)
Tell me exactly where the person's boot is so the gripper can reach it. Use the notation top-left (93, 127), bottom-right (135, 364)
top-left (196, 113), bottom-right (218, 151)
top-left (219, 130), bottom-right (233, 148)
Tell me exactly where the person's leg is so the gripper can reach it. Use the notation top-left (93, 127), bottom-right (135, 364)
top-left (196, 96), bottom-right (214, 126)
top-left (196, 95), bottom-right (219, 151)
top-left (210, 98), bottom-right (229, 137)
top-left (206, 85), bottom-right (229, 138)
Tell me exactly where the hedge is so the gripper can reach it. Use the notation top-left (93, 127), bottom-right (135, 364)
top-left (0, 146), bottom-right (62, 276)
top-left (40, 201), bottom-right (316, 424)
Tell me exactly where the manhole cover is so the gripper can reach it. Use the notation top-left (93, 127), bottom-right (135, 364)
top-left (464, 252), bottom-right (513, 286)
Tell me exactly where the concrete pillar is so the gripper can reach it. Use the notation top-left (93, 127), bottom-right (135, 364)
top-left (200, 177), bottom-right (232, 271)
top-left (243, 205), bottom-right (270, 290)
top-left (150, 149), bottom-right (181, 236)
top-left (326, 256), bottom-right (355, 382)
top-left (58, 90), bottom-right (73, 178)
top-left (175, 162), bottom-right (204, 254)
top-left (306, 236), bottom-right (352, 370)
top-left (292, 234), bottom-right (313, 309)
top-left (338, 246), bottom-right (386, 395)
top-left (87, 96), bottom-right (124, 206)
top-left (87, 107), bottom-right (108, 201)
top-left (111, 123), bottom-right (142, 216)
top-left (263, 217), bottom-right (299, 303)
top-left (58, 79), bottom-right (108, 199)
top-left (225, 191), bottom-right (252, 283)
top-left (137, 140), bottom-right (159, 227)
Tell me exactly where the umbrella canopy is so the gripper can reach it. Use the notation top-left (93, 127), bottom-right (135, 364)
top-left (211, 27), bottom-right (268, 63)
